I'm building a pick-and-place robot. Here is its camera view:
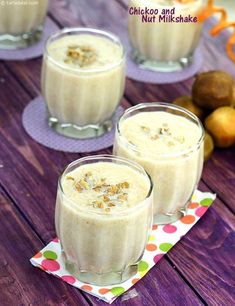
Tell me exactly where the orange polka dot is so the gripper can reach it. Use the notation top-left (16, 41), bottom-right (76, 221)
top-left (81, 285), bottom-right (92, 291)
top-left (132, 278), bottom-right (140, 284)
top-left (33, 252), bottom-right (42, 258)
top-left (146, 243), bottom-right (157, 251)
top-left (99, 288), bottom-right (110, 295)
top-left (180, 215), bottom-right (195, 224)
top-left (188, 202), bottom-right (199, 209)
top-left (152, 224), bottom-right (158, 230)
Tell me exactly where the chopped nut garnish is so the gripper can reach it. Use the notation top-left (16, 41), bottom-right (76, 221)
top-left (85, 172), bottom-right (92, 178)
top-left (141, 126), bottom-right (150, 133)
top-left (93, 200), bottom-right (104, 209)
top-left (97, 202), bottom-right (104, 209)
top-left (79, 179), bottom-right (89, 190)
top-left (151, 135), bottom-right (160, 141)
top-left (107, 185), bottom-right (119, 195)
top-left (105, 208), bottom-right (111, 213)
top-left (75, 183), bottom-right (82, 192)
top-left (103, 195), bottom-right (110, 202)
top-left (118, 182), bottom-right (129, 189)
top-left (66, 176), bottom-right (75, 181)
top-left (64, 45), bottom-right (97, 67)
top-left (168, 141), bottom-right (175, 147)
top-left (175, 136), bottom-right (185, 144)
top-left (118, 193), bottom-right (128, 201)
top-left (73, 172), bottom-right (130, 211)
top-left (160, 127), bottom-right (171, 135)
top-left (93, 186), bottom-right (102, 192)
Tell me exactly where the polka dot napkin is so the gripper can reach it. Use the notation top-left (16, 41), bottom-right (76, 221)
top-left (30, 190), bottom-right (216, 304)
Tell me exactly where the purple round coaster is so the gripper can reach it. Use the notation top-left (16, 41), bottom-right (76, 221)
top-left (22, 96), bottom-right (124, 153)
top-left (0, 18), bottom-right (58, 61)
top-left (123, 37), bottom-right (203, 84)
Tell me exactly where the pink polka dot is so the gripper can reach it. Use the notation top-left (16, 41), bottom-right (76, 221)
top-left (61, 275), bottom-right (76, 284)
top-left (163, 224), bottom-right (177, 233)
top-left (153, 254), bottom-right (164, 264)
top-left (196, 206), bottom-right (208, 217)
top-left (41, 259), bottom-right (60, 272)
top-left (52, 237), bottom-right (59, 243)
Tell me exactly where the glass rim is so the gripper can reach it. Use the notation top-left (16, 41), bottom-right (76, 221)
top-left (58, 154), bottom-right (153, 216)
top-left (45, 27), bottom-right (126, 74)
top-left (116, 102), bottom-right (205, 158)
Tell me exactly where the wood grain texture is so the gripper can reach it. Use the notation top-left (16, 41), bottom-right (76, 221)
top-left (168, 181), bottom-right (235, 306)
top-left (0, 0), bottom-right (233, 305)
top-left (0, 187), bottom-right (89, 306)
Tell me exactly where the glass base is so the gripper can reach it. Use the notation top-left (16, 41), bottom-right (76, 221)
top-left (65, 260), bottom-right (138, 286)
top-left (0, 26), bottom-right (43, 50)
top-left (131, 49), bottom-right (193, 73)
top-left (48, 116), bottom-right (113, 139)
top-left (154, 207), bottom-right (187, 225)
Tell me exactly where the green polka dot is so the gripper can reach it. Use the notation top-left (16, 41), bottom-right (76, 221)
top-left (200, 198), bottom-right (213, 207)
top-left (159, 243), bottom-right (173, 252)
top-left (110, 287), bottom-right (125, 296)
top-left (43, 250), bottom-right (57, 260)
top-left (138, 260), bottom-right (149, 272)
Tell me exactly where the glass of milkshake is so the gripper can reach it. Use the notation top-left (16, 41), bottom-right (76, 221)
top-left (114, 103), bottom-right (204, 224)
top-left (55, 155), bottom-right (153, 285)
top-left (128, 0), bottom-right (205, 72)
top-left (0, 0), bottom-right (48, 49)
top-left (42, 28), bottom-right (125, 139)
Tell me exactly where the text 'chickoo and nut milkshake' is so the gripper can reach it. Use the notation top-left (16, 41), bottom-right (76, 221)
top-left (55, 155), bottom-right (153, 285)
top-left (42, 28), bottom-right (125, 139)
top-left (0, 0), bottom-right (48, 49)
top-left (128, 0), bottom-right (204, 72)
top-left (114, 103), bottom-right (204, 224)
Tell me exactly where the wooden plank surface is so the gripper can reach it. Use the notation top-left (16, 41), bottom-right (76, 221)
top-left (0, 187), bottom-right (89, 306)
top-left (0, 0), bottom-right (234, 305)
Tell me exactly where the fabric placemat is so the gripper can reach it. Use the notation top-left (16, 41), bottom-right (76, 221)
top-left (0, 17), bottom-right (58, 61)
top-left (30, 190), bottom-right (216, 304)
top-left (22, 96), bottom-right (124, 153)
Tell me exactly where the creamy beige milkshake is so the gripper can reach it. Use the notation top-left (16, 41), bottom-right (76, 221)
top-left (55, 155), bottom-right (153, 285)
top-left (128, 0), bottom-right (204, 71)
top-left (0, 0), bottom-right (48, 49)
top-left (114, 103), bottom-right (204, 224)
top-left (42, 28), bottom-right (125, 139)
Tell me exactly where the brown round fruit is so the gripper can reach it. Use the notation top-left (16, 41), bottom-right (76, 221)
top-left (232, 82), bottom-right (235, 108)
top-left (172, 96), bottom-right (205, 120)
top-left (204, 132), bottom-right (214, 161)
top-left (205, 107), bottom-right (235, 148)
top-left (192, 71), bottom-right (234, 110)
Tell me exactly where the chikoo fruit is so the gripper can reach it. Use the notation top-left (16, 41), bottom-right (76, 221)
top-left (192, 71), bottom-right (233, 110)
top-left (205, 107), bottom-right (235, 148)
top-left (172, 96), bottom-right (205, 120)
top-left (204, 132), bottom-right (214, 161)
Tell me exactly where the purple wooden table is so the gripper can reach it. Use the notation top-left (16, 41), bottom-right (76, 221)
top-left (0, 0), bottom-right (234, 305)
